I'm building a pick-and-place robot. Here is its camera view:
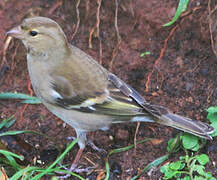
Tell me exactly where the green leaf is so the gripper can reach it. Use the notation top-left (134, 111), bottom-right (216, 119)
top-left (169, 161), bottom-right (182, 170)
top-left (167, 136), bottom-right (181, 153)
top-left (51, 177), bottom-right (59, 180)
top-left (179, 162), bottom-right (185, 170)
top-left (163, 0), bottom-right (189, 27)
top-left (194, 176), bottom-right (206, 180)
top-left (160, 164), bottom-right (169, 173)
top-left (160, 161), bottom-right (186, 179)
top-left (182, 133), bottom-right (199, 150)
top-left (193, 165), bottom-right (205, 176)
top-left (164, 170), bottom-right (178, 179)
top-left (191, 143), bottom-right (200, 152)
top-left (207, 107), bottom-right (217, 114)
top-left (208, 113), bottom-right (217, 123)
top-left (210, 121), bottom-right (217, 137)
top-left (207, 107), bottom-right (217, 123)
top-left (179, 155), bottom-right (187, 161)
top-left (205, 172), bottom-right (216, 180)
top-left (140, 51), bottom-right (151, 57)
top-left (182, 176), bottom-right (191, 180)
top-left (196, 154), bottom-right (209, 166)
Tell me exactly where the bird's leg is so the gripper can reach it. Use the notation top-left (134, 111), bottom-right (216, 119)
top-left (57, 130), bottom-right (107, 178)
top-left (67, 147), bottom-right (84, 171)
top-left (68, 130), bottom-right (87, 170)
top-left (57, 131), bottom-right (90, 178)
top-left (57, 147), bottom-right (90, 179)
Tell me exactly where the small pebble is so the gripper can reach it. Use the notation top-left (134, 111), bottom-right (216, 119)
top-left (185, 82), bottom-right (193, 92)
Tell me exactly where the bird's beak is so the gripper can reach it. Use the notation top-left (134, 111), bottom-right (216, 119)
top-left (6, 26), bottom-right (23, 39)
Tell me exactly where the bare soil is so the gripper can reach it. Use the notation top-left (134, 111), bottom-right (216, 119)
top-left (0, 0), bottom-right (216, 179)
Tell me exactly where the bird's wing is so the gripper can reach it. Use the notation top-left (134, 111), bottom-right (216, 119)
top-left (46, 72), bottom-right (149, 116)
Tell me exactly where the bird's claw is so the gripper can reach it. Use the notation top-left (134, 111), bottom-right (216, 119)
top-left (57, 166), bottom-right (95, 179)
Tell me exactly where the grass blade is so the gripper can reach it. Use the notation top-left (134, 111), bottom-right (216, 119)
top-left (131, 154), bottom-right (169, 180)
top-left (0, 92), bottom-right (39, 100)
top-left (163, 0), bottom-right (189, 27)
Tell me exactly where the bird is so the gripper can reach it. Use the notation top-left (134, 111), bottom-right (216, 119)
top-left (6, 16), bottom-right (214, 174)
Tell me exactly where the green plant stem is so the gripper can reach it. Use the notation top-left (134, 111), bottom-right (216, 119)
top-left (188, 158), bottom-right (197, 180)
top-left (184, 153), bottom-right (196, 180)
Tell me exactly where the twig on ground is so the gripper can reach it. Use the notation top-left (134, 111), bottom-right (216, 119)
top-left (134, 122), bottom-right (140, 152)
top-left (71, 0), bottom-right (81, 40)
top-left (114, 0), bottom-right (121, 43)
top-left (89, 27), bottom-right (95, 49)
top-left (1, 36), bottom-right (12, 69)
top-left (208, 0), bottom-right (217, 57)
top-left (85, 0), bottom-right (90, 21)
top-left (109, 0), bottom-right (121, 71)
top-left (145, 25), bottom-right (178, 92)
top-left (96, 0), bottom-right (102, 64)
top-left (10, 45), bottom-right (18, 72)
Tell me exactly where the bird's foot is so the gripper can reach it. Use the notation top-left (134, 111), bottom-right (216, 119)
top-left (57, 165), bottom-right (95, 179)
top-left (57, 136), bottom-right (106, 178)
top-left (67, 136), bottom-right (107, 154)
top-left (87, 140), bottom-right (107, 154)
top-left (57, 148), bottom-right (87, 178)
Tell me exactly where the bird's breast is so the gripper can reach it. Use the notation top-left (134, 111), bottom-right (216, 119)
top-left (26, 54), bottom-right (54, 102)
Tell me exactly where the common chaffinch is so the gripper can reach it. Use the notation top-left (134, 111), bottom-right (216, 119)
top-left (6, 16), bottom-right (214, 175)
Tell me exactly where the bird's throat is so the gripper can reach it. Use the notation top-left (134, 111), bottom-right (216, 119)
top-left (27, 46), bottom-right (48, 59)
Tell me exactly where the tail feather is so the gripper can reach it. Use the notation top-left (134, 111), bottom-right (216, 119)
top-left (157, 113), bottom-right (214, 140)
top-left (139, 103), bottom-right (214, 140)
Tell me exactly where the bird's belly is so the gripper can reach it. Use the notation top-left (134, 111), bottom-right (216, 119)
top-left (44, 102), bottom-right (113, 132)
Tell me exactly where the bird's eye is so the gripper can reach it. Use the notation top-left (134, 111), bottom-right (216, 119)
top-left (29, 30), bottom-right (38, 37)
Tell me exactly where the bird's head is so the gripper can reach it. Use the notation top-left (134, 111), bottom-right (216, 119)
top-left (7, 17), bottom-right (69, 55)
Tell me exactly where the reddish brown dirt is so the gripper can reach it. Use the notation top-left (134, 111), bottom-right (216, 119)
top-left (0, 0), bottom-right (217, 179)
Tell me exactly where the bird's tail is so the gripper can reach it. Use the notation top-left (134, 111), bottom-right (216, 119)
top-left (156, 112), bottom-right (214, 140)
top-left (139, 103), bottom-right (214, 140)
